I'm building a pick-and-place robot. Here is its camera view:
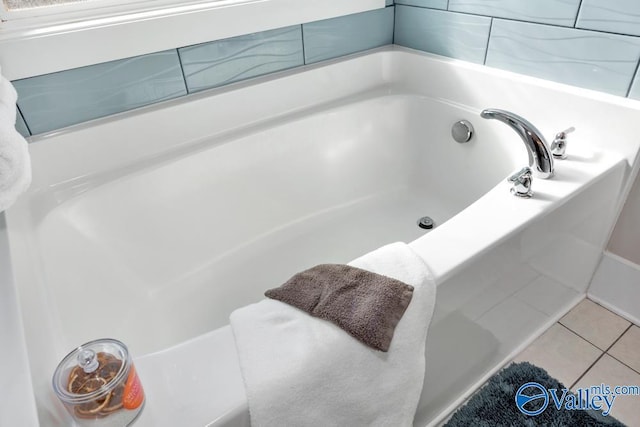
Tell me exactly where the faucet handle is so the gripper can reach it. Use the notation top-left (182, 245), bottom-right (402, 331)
top-left (508, 166), bottom-right (533, 198)
top-left (557, 126), bottom-right (575, 136)
top-left (551, 126), bottom-right (575, 159)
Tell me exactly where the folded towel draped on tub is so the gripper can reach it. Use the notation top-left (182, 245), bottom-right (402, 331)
top-left (230, 242), bottom-right (437, 427)
top-left (0, 68), bottom-right (31, 212)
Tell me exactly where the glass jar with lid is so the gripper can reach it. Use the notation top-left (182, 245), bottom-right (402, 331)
top-left (52, 338), bottom-right (145, 426)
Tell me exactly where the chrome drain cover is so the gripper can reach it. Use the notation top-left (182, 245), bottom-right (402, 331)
top-left (417, 216), bottom-right (434, 229)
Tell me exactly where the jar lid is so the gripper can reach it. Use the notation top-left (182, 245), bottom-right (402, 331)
top-left (52, 338), bottom-right (131, 404)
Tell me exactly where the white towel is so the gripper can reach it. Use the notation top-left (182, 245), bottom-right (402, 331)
top-left (0, 76), bottom-right (17, 124)
top-left (0, 69), bottom-right (31, 213)
top-left (230, 242), bottom-right (436, 427)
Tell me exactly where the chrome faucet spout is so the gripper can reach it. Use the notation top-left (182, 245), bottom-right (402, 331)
top-left (480, 108), bottom-right (554, 179)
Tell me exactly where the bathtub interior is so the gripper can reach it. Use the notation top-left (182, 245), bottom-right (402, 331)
top-left (16, 95), bottom-right (524, 355)
top-left (6, 47), bottom-right (640, 427)
top-left (7, 88), bottom-right (526, 424)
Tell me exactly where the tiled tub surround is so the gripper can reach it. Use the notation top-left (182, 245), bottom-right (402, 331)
top-left (179, 26), bottom-right (304, 93)
top-left (12, 7), bottom-right (394, 137)
top-left (394, 1), bottom-right (640, 99)
top-left (14, 51), bottom-right (187, 136)
top-left (14, 1), bottom-right (640, 138)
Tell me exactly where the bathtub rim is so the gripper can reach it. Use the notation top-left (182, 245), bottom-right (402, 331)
top-left (0, 213), bottom-right (39, 427)
top-left (25, 45), bottom-right (640, 168)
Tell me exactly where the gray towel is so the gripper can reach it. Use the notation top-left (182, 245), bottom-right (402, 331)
top-left (265, 264), bottom-right (414, 352)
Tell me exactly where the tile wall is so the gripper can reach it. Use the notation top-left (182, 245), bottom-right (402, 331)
top-left (13, 6), bottom-right (394, 137)
top-left (13, 1), bottom-right (640, 140)
top-left (394, 1), bottom-right (640, 99)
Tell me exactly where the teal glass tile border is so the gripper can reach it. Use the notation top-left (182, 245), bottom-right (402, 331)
top-left (14, 8), bottom-right (396, 136)
top-left (179, 26), bottom-right (304, 93)
top-left (577, 0), bottom-right (640, 37)
top-left (628, 71), bottom-right (640, 100)
top-left (448, 0), bottom-right (581, 27)
top-left (13, 1), bottom-right (640, 136)
top-left (15, 50), bottom-right (186, 135)
top-left (486, 19), bottom-right (640, 96)
top-left (302, 7), bottom-right (394, 64)
top-left (15, 108), bottom-right (30, 138)
top-left (393, 1), bottom-right (640, 99)
top-left (394, 6), bottom-right (491, 64)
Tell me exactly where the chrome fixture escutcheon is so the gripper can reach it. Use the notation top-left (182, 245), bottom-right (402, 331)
top-left (508, 166), bottom-right (534, 198)
top-left (550, 126), bottom-right (575, 159)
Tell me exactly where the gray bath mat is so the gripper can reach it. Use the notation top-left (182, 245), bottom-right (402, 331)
top-left (445, 361), bottom-right (626, 426)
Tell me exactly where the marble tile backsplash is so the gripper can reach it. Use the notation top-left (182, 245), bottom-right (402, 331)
top-left (395, 1), bottom-right (640, 101)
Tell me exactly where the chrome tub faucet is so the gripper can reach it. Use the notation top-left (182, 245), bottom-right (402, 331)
top-left (480, 109), bottom-right (554, 179)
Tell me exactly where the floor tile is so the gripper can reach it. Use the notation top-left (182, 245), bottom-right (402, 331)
top-left (513, 323), bottom-right (602, 387)
top-left (560, 299), bottom-right (631, 350)
top-left (609, 325), bottom-right (640, 374)
top-left (573, 354), bottom-right (640, 427)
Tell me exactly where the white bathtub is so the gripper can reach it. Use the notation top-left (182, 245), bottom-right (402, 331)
top-left (4, 46), bottom-right (640, 426)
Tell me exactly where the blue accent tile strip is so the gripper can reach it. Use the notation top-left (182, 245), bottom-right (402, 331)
top-left (395, 0), bottom-right (447, 9)
top-left (394, 2), bottom-right (640, 98)
top-left (577, 0), bottom-right (640, 37)
top-left (448, 0), bottom-right (581, 27)
top-left (394, 6), bottom-right (491, 64)
top-left (303, 8), bottom-right (394, 64)
top-left (15, 1), bottom-right (640, 136)
top-left (179, 26), bottom-right (304, 93)
top-left (15, 108), bottom-right (30, 138)
top-left (627, 70), bottom-right (640, 100)
top-left (13, 8), bottom-right (397, 136)
top-left (15, 50), bottom-right (186, 134)
top-left (486, 19), bottom-right (640, 96)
